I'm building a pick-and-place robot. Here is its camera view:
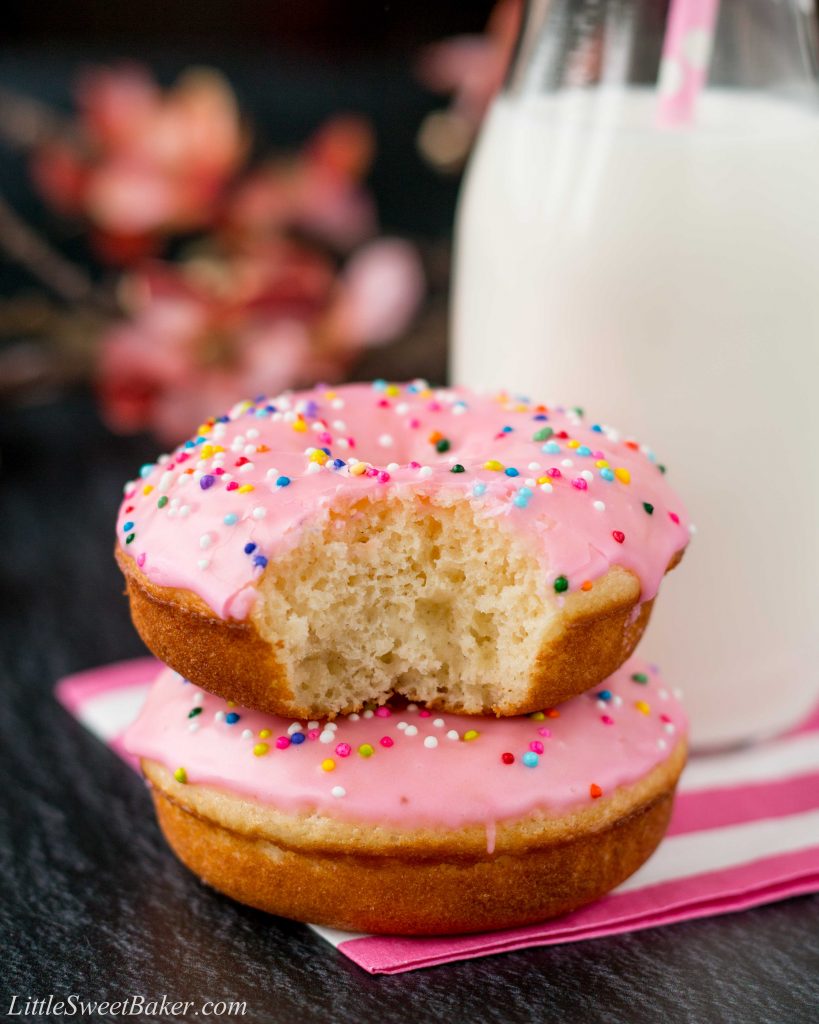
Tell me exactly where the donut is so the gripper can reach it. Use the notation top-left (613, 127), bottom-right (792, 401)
top-left (115, 381), bottom-right (689, 718)
top-left (125, 658), bottom-right (687, 935)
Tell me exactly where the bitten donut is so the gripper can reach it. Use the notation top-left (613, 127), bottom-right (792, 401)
top-left (115, 381), bottom-right (689, 718)
top-left (125, 658), bottom-right (687, 936)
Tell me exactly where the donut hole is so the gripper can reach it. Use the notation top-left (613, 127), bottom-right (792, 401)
top-left (252, 495), bottom-right (556, 716)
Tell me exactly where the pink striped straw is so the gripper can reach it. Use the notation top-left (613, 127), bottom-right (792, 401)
top-left (657, 0), bottom-right (721, 127)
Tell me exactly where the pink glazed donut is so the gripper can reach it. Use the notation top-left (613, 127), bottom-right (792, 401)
top-left (126, 657), bottom-right (688, 935)
top-left (115, 381), bottom-right (689, 718)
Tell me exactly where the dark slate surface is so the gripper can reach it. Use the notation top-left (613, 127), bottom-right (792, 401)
top-left (1, 394), bottom-right (818, 1024)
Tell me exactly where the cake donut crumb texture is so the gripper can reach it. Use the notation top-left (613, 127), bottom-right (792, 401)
top-left (126, 658), bottom-right (687, 935)
top-left (116, 381), bottom-right (689, 717)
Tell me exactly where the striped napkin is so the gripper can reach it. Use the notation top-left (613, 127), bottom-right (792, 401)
top-left (56, 659), bottom-right (819, 975)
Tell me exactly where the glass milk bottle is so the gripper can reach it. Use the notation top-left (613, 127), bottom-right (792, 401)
top-left (452, 0), bottom-right (819, 747)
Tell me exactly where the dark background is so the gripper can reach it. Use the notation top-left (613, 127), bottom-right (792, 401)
top-left (1, 4), bottom-right (818, 1022)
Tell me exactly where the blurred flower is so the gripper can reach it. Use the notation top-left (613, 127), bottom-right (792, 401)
top-left (417, 0), bottom-right (522, 172)
top-left (32, 65), bottom-right (245, 262)
top-left (97, 237), bottom-right (423, 443)
top-left (223, 115), bottom-right (377, 252)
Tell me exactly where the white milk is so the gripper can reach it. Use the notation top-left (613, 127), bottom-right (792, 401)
top-left (453, 88), bottom-right (819, 747)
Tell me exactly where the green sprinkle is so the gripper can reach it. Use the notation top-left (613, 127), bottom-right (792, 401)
top-left (450, 464), bottom-right (465, 473)
top-left (533, 427), bottom-right (554, 442)
top-left (631, 672), bottom-right (649, 685)
top-left (173, 767), bottom-right (188, 784)
top-left (157, 496), bottom-right (169, 509)
top-left (435, 439), bottom-right (451, 454)
top-left (553, 575), bottom-right (569, 594)
top-left (188, 707), bottom-right (202, 718)
top-left (125, 533), bottom-right (135, 545)
top-left (658, 465), bottom-right (667, 474)
top-left (573, 406), bottom-right (584, 417)
top-left (642, 502), bottom-right (654, 515)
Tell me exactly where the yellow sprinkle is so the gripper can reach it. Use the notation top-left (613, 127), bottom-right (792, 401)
top-left (200, 444), bottom-right (214, 459)
top-left (635, 701), bottom-right (651, 715)
top-left (514, 403), bottom-right (528, 412)
top-left (321, 759), bottom-right (336, 772)
top-left (536, 476), bottom-right (551, 485)
top-left (349, 462), bottom-right (367, 476)
top-left (258, 729), bottom-right (271, 739)
top-left (226, 700), bottom-right (235, 707)
top-left (142, 484), bottom-right (154, 495)
top-left (309, 450), bottom-right (329, 464)
top-left (463, 729), bottom-right (479, 741)
top-left (529, 712), bottom-right (545, 721)
top-left (324, 390), bottom-right (337, 399)
top-left (484, 460), bottom-right (504, 472)
top-left (615, 467), bottom-right (631, 484)
top-left (567, 439), bottom-right (580, 449)
top-left (420, 389), bottom-right (432, 399)
top-left (358, 744), bottom-right (374, 758)
top-left (253, 743), bottom-right (270, 757)
top-left (237, 484), bottom-right (254, 494)
top-left (595, 459), bottom-right (610, 469)
top-left (173, 767), bottom-right (187, 784)
top-left (385, 384), bottom-right (400, 397)
top-left (292, 419), bottom-right (308, 432)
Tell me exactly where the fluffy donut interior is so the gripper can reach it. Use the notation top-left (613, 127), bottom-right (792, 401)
top-left (253, 495), bottom-right (554, 715)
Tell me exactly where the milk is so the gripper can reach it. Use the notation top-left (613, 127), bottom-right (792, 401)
top-left (453, 88), bottom-right (819, 747)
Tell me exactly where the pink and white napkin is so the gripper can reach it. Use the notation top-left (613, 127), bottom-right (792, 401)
top-left (57, 659), bottom-right (819, 974)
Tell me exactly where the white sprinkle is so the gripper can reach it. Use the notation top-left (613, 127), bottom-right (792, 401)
top-left (396, 721), bottom-right (408, 731)
top-left (192, 470), bottom-right (203, 482)
top-left (337, 438), bottom-right (350, 449)
top-left (287, 723), bottom-right (304, 736)
top-left (689, 523), bottom-right (698, 535)
top-left (326, 722), bottom-right (338, 732)
top-left (238, 462), bottom-right (254, 473)
top-left (265, 467), bottom-right (281, 479)
top-left (331, 398), bottom-right (345, 409)
top-left (214, 711), bottom-right (225, 723)
top-left (197, 558), bottom-right (210, 570)
top-left (446, 730), bottom-right (460, 741)
top-left (407, 703), bottom-right (418, 712)
top-left (423, 736), bottom-right (439, 749)
top-left (252, 506), bottom-right (267, 520)
top-left (596, 700), bottom-right (608, 712)
top-left (179, 505), bottom-right (191, 518)
top-left (246, 428), bottom-right (259, 440)
top-left (418, 466), bottom-right (433, 479)
top-left (593, 500), bottom-right (606, 512)
top-left (540, 483), bottom-right (553, 493)
top-left (524, 477), bottom-right (536, 487)
top-left (157, 453), bottom-right (171, 465)
top-left (348, 713), bottom-right (360, 722)
top-left (378, 434), bottom-right (393, 447)
top-left (613, 694), bottom-right (623, 707)
top-left (332, 419), bottom-right (347, 431)
top-left (581, 470), bottom-right (594, 483)
top-left (433, 718), bottom-right (445, 728)
top-left (657, 738), bottom-right (668, 751)
top-left (193, 692), bottom-right (204, 706)
top-left (673, 687), bottom-right (684, 700)
top-left (158, 471), bottom-right (174, 492)
top-left (658, 689), bottom-right (669, 701)
top-left (363, 709), bottom-right (374, 719)
top-left (528, 462), bottom-right (541, 471)
top-left (241, 729), bottom-right (253, 741)
top-left (244, 444), bottom-right (256, 456)
top-left (199, 533), bottom-right (213, 549)
top-left (319, 730), bottom-right (335, 744)
top-left (188, 722), bottom-right (200, 733)
top-left (306, 462), bottom-right (322, 474)
top-left (561, 458), bottom-right (574, 468)
top-left (395, 402), bottom-right (410, 415)
top-left (331, 786), bottom-right (346, 798)
top-left (387, 462), bottom-right (399, 473)
top-left (308, 721), bottom-right (319, 729)
top-left (404, 725), bottom-right (418, 737)
top-left (664, 722), bottom-right (676, 734)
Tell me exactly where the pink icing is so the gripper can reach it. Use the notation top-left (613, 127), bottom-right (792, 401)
top-left (124, 658), bottom-right (687, 831)
top-left (116, 381), bottom-right (689, 618)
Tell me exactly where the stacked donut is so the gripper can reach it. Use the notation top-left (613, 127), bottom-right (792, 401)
top-left (119, 381), bottom-right (690, 935)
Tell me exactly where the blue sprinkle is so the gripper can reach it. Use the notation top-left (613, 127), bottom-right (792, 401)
top-left (223, 513), bottom-right (238, 526)
top-left (372, 379), bottom-right (388, 391)
top-left (533, 414), bottom-right (549, 421)
top-left (513, 495), bottom-right (530, 509)
top-left (472, 482), bottom-right (487, 497)
top-left (331, 459), bottom-right (346, 470)
top-left (290, 732), bottom-right (306, 745)
top-left (255, 407), bottom-right (269, 418)
top-left (199, 474), bottom-right (216, 490)
top-left (542, 442), bottom-right (561, 454)
top-left (265, 405), bottom-right (277, 413)
top-left (217, 415), bottom-right (230, 423)
top-left (597, 689), bottom-right (612, 702)
top-left (600, 468), bottom-right (615, 482)
top-left (254, 394), bottom-right (266, 403)
top-left (244, 543), bottom-right (257, 555)
top-left (253, 554), bottom-right (268, 570)
top-left (320, 447), bottom-right (332, 456)
top-left (122, 521), bottom-right (134, 532)
top-left (139, 464), bottom-right (155, 478)
top-left (504, 467), bottom-right (519, 477)
top-left (276, 475), bottom-right (291, 488)
top-left (577, 446), bottom-right (592, 457)
top-left (517, 487), bottom-right (533, 499)
top-left (591, 424), bottom-right (603, 433)
top-left (502, 425), bottom-right (513, 433)
top-left (225, 712), bottom-right (240, 724)
top-left (522, 752), bottom-right (539, 767)
top-left (184, 440), bottom-right (196, 449)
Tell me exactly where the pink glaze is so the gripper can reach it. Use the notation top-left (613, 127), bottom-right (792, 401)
top-left (124, 658), bottom-right (687, 831)
top-left (115, 382), bottom-right (689, 619)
